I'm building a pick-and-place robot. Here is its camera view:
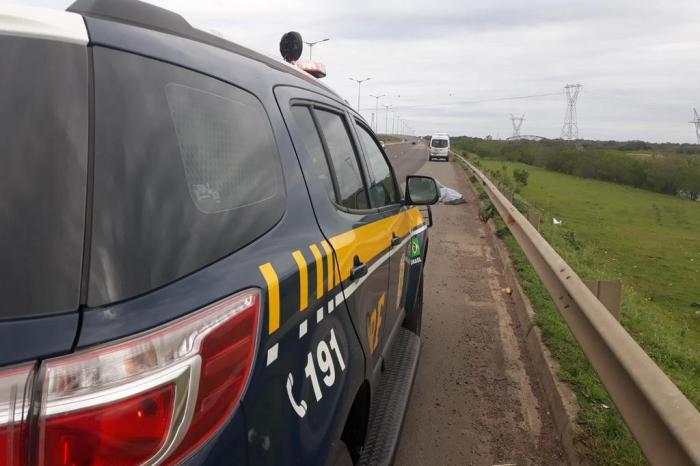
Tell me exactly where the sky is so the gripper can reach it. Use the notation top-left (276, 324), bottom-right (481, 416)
top-left (13, 0), bottom-right (700, 142)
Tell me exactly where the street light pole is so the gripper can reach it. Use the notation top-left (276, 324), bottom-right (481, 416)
top-left (369, 94), bottom-right (385, 132)
top-left (303, 38), bottom-right (329, 61)
top-left (383, 105), bottom-right (391, 135)
top-left (348, 77), bottom-right (371, 112)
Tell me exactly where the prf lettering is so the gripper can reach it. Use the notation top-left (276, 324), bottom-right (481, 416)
top-left (368, 293), bottom-right (386, 353)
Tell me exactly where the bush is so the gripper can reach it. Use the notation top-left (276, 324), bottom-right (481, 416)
top-left (513, 168), bottom-right (530, 187)
top-left (450, 136), bottom-right (700, 200)
top-left (479, 203), bottom-right (497, 222)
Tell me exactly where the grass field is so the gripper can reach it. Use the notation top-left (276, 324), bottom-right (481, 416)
top-left (473, 158), bottom-right (700, 464)
top-left (376, 134), bottom-right (403, 143)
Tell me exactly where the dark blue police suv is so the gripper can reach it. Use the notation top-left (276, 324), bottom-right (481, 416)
top-left (0, 1), bottom-right (439, 464)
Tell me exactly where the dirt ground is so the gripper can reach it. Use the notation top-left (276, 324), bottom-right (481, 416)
top-left (391, 147), bottom-right (566, 466)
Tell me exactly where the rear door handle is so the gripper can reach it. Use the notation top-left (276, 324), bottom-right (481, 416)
top-left (351, 257), bottom-right (367, 281)
top-left (391, 233), bottom-right (401, 247)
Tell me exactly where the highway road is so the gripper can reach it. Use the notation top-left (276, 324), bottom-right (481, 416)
top-left (384, 142), bottom-right (566, 465)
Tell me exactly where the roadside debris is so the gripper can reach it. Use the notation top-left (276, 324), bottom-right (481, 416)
top-left (552, 217), bottom-right (563, 225)
top-left (436, 180), bottom-right (466, 204)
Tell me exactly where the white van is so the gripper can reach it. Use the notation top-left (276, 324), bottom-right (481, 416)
top-left (429, 133), bottom-right (450, 161)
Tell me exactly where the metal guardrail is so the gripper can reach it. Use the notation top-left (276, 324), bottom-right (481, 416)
top-left (453, 152), bottom-right (700, 466)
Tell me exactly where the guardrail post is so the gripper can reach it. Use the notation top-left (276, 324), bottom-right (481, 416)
top-left (584, 280), bottom-right (623, 320)
top-left (526, 211), bottom-right (542, 231)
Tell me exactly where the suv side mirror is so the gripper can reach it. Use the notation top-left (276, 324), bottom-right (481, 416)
top-left (405, 176), bottom-right (439, 205)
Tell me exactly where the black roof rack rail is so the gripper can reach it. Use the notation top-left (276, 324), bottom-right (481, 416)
top-left (67, 0), bottom-right (192, 37)
top-left (66, 0), bottom-right (338, 97)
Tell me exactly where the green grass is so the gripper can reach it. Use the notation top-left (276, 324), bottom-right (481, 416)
top-left (376, 134), bottom-right (403, 143)
top-left (468, 157), bottom-right (700, 465)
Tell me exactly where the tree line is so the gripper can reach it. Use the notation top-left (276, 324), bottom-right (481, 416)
top-left (452, 137), bottom-right (700, 200)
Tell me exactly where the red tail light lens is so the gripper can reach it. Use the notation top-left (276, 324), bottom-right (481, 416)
top-left (0, 364), bottom-right (34, 466)
top-left (42, 384), bottom-right (174, 466)
top-left (35, 289), bottom-right (260, 466)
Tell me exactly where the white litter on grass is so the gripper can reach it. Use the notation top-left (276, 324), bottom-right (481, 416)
top-left (552, 218), bottom-right (563, 225)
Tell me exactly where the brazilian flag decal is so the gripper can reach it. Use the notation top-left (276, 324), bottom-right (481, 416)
top-left (409, 237), bottom-right (421, 259)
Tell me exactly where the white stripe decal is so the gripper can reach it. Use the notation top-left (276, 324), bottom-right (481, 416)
top-left (341, 233), bottom-right (415, 301)
top-left (412, 225), bottom-right (428, 235)
top-left (266, 343), bottom-right (279, 366)
top-left (316, 307), bottom-right (324, 323)
top-left (322, 225), bottom-right (426, 309)
top-left (298, 320), bottom-right (308, 338)
top-left (327, 300), bottom-right (334, 313)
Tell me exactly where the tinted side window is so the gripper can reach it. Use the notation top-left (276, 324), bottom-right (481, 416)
top-left (355, 123), bottom-right (399, 207)
top-left (166, 84), bottom-right (280, 213)
top-left (290, 106), bottom-right (335, 201)
top-left (314, 110), bottom-right (369, 210)
top-left (0, 38), bottom-right (87, 318)
top-left (90, 48), bottom-right (285, 306)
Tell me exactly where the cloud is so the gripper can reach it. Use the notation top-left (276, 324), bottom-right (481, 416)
top-left (15, 0), bottom-right (700, 141)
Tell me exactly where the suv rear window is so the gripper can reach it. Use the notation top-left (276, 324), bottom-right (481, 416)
top-left (89, 48), bottom-right (285, 306)
top-left (0, 37), bottom-right (87, 319)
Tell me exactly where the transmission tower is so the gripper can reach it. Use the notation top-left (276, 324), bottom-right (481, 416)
top-left (510, 114), bottom-right (525, 138)
top-left (690, 108), bottom-right (700, 144)
top-left (561, 83), bottom-right (582, 140)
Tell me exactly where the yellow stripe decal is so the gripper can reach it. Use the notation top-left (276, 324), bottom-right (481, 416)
top-left (256, 209), bottom-right (422, 332)
top-left (309, 244), bottom-right (324, 299)
top-left (320, 240), bottom-right (334, 291)
top-left (291, 250), bottom-right (309, 312)
top-left (259, 263), bottom-right (280, 334)
top-left (329, 207), bottom-right (424, 283)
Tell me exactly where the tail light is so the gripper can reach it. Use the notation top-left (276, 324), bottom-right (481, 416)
top-left (15, 288), bottom-right (260, 466)
top-left (0, 364), bottom-right (34, 466)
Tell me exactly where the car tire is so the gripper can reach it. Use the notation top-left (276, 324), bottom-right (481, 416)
top-left (403, 274), bottom-right (423, 336)
top-left (331, 440), bottom-right (354, 466)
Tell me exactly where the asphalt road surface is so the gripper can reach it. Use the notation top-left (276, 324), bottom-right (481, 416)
top-left (385, 142), bottom-right (566, 466)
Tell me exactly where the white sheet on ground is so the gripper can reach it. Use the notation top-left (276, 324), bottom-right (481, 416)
top-left (436, 180), bottom-right (466, 204)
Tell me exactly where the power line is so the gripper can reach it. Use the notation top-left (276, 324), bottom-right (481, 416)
top-left (510, 114), bottom-right (525, 138)
top-left (690, 108), bottom-right (700, 144)
top-left (561, 84), bottom-right (582, 140)
top-left (359, 91), bottom-right (561, 112)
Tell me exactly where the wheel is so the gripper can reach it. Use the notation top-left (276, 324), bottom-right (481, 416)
top-left (428, 156), bottom-right (433, 161)
top-left (403, 274), bottom-right (423, 335)
top-left (331, 440), bottom-right (354, 466)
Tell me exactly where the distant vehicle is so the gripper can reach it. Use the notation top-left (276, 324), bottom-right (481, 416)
top-left (380, 140), bottom-right (385, 148)
top-left (429, 133), bottom-right (450, 161)
top-left (412, 141), bottom-right (417, 145)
